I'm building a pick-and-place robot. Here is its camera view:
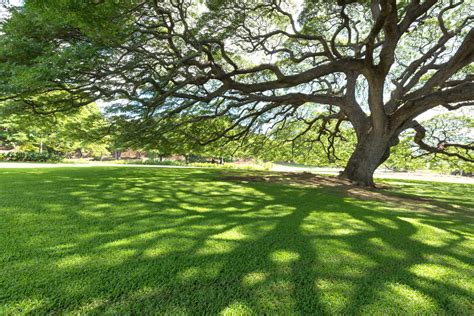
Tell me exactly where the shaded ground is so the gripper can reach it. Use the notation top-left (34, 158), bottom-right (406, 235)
top-left (271, 163), bottom-right (474, 184)
top-left (224, 172), bottom-right (473, 217)
top-left (0, 167), bottom-right (473, 314)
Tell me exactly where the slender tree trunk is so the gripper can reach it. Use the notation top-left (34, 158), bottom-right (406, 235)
top-left (340, 132), bottom-right (392, 187)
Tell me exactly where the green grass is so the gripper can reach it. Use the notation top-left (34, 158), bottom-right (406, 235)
top-left (0, 167), bottom-right (473, 315)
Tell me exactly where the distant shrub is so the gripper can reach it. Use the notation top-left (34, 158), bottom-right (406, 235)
top-left (123, 159), bottom-right (186, 166)
top-left (0, 152), bottom-right (63, 162)
top-left (189, 162), bottom-right (272, 171)
top-left (121, 159), bottom-right (272, 170)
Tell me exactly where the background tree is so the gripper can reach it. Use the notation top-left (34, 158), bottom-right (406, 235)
top-left (0, 101), bottom-right (110, 157)
top-left (1, 0), bottom-right (473, 186)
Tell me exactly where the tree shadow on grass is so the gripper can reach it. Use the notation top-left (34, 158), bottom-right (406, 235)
top-left (0, 167), bottom-right (472, 314)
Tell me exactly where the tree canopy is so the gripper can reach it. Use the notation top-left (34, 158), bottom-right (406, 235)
top-left (1, 0), bottom-right (473, 185)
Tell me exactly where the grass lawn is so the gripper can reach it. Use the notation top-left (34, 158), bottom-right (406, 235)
top-left (0, 167), bottom-right (473, 314)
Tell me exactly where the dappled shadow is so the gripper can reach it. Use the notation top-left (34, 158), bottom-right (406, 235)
top-left (225, 171), bottom-right (474, 218)
top-left (0, 167), bottom-right (472, 314)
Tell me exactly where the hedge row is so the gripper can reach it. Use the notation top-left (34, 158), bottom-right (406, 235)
top-left (0, 152), bottom-right (63, 162)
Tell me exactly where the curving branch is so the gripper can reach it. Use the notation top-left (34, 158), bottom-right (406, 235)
top-left (411, 120), bottom-right (473, 162)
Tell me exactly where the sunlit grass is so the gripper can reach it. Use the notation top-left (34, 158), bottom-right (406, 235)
top-left (0, 167), bottom-right (472, 314)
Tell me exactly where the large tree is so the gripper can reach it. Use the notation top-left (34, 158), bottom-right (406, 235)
top-left (1, 0), bottom-right (473, 186)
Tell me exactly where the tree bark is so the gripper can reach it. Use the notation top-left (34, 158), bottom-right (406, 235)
top-left (340, 132), bottom-right (392, 187)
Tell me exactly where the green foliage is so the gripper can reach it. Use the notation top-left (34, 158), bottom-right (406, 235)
top-left (187, 161), bottom-right (272, 171)
top-left (0, 167), bottom-right (472, 314)
top-left (259, 118), bottom-right (356, 167)
top-left (382, 113), bottom-right (474, 173)
top-left (124, 159), bottom-right (186, 166)
top-left (113, 115), bottom-right (256, 163)
top-left (0, 102), bottom-right (111, 157)
top-left (123, 159), bottom-right (272, 170)
top-left (0, 151), bottom-right (62, 162)
top-left (426, 157), bottom-right (474, 174)
top-left (383, 135), bottom-right (425, 171)
top-left (418, 113), bottom-right (473, 169)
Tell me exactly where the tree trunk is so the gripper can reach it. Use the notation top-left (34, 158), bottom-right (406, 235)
top-left (340, 133), bottom-right (391, 187)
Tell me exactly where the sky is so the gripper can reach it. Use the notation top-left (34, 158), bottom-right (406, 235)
top-left (0, 0), bottom-right (22, 21)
